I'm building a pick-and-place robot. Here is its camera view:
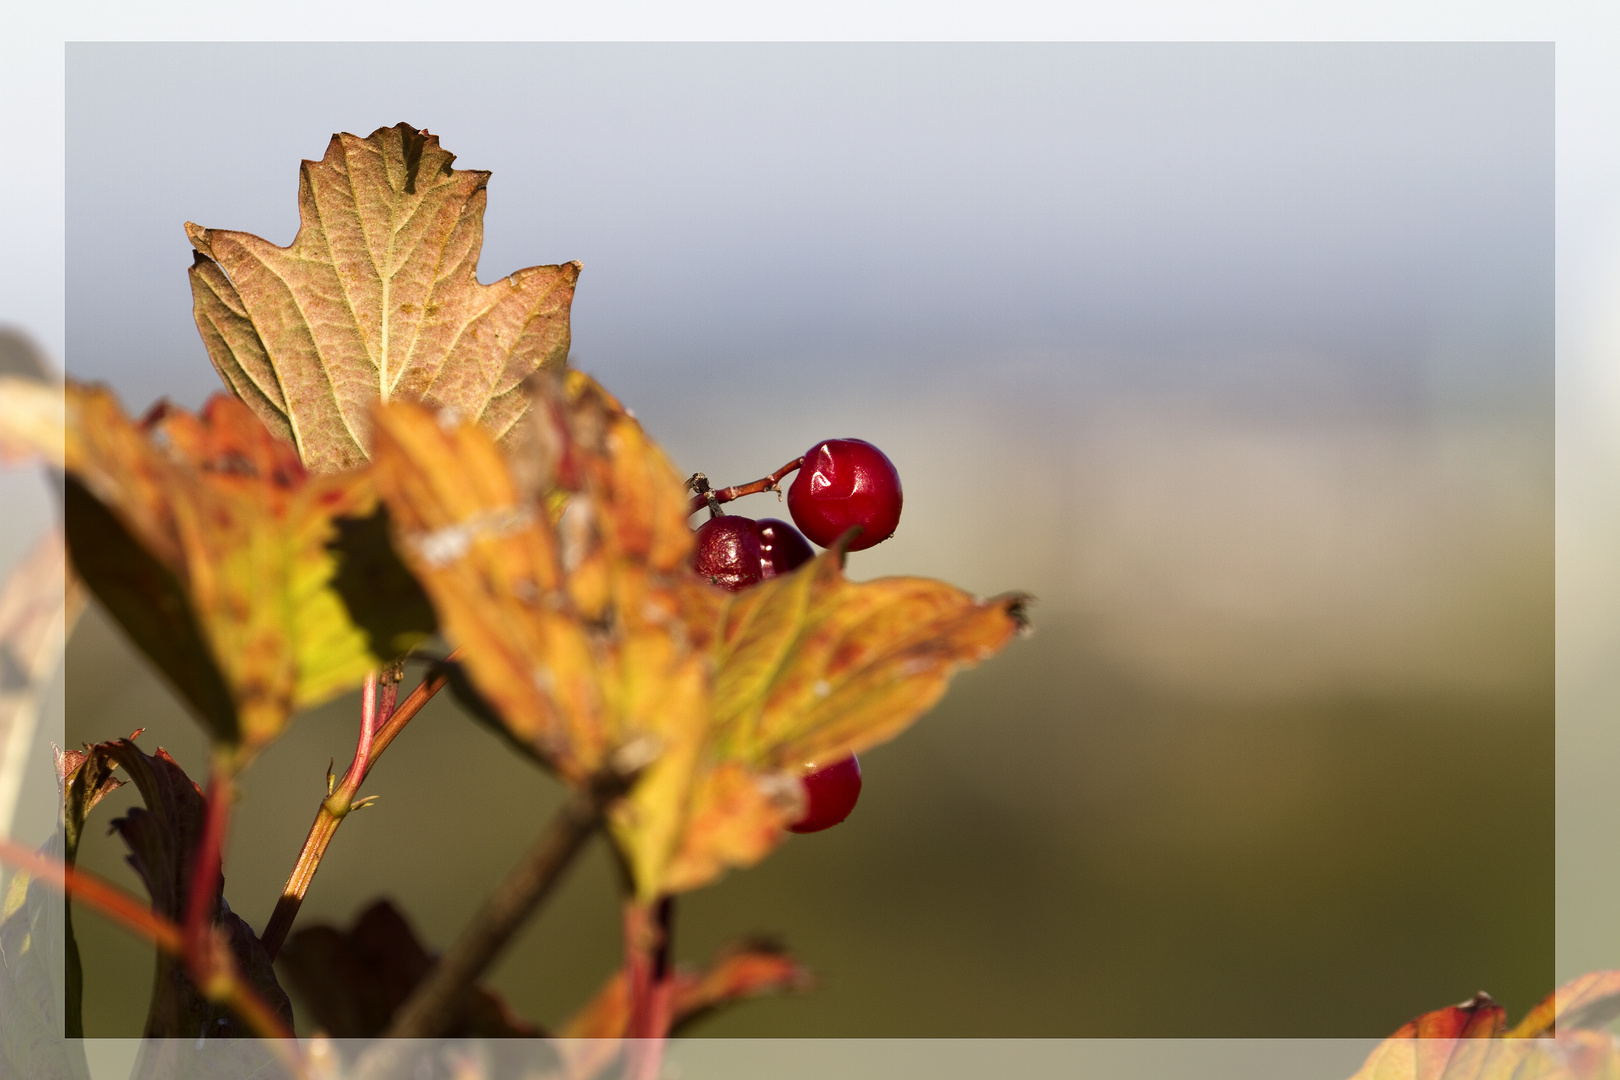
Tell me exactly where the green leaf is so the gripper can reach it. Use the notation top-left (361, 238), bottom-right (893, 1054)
top-left (187, 122), bottom-right (580, 472)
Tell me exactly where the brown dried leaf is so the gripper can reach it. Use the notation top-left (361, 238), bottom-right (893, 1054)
top-left (96, 738), bottom-right (293, 1039)
top-left (187, 122), bottom-right (579, 472)
top-left (278, 899), bottom-right (539, 1038)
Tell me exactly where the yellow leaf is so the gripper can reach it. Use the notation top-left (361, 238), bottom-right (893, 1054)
top-left (4, 382), bottom-right (415, 763)
top-left (187, 123), bottom-right (579, 472)
top-left (369, 369), bottom-right (1027, 899)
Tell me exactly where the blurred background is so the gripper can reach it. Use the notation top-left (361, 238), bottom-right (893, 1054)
top-left (15, 42), bottom-right (1550, 1037)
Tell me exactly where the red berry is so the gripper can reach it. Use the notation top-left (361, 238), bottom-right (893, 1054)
top-left (788, 754), bottom-right (863, 833)
top-left (693, 516), bottom-right (764, 592)
top-left (756, 518), bottom-right (815, 579)
top-left (787, 439), bottom-right (902, 551)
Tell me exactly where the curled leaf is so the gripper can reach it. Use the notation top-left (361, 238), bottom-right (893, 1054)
top-left (187, 122), bottom-right (579, 472)
top-left (97, 738), bottom-right (293, 1039)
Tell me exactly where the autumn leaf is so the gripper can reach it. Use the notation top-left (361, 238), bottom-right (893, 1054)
top-left (278, 899), bottom-right (540, 1038)
top-left (187, 122), bottom-right (579, 472)
top-left (0, 379), bottom-right (432, 761)
top-left (1348, 975), bottom-right (1620, 1080)
top-left (55, 732), bottom-right (133, 1037)
top-left (370, 369), bottom-right (1027, 900)
top-left (559, 937), bottom-right (813, 1039)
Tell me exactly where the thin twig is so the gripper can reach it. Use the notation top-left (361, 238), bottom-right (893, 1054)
top-left (380, 768), bottom-right (634, 1040)
top-left (685, 457), bottom-right (803, 515)
top-left (260, 661), bottom-right (451, 959)
top-left (0, 835), bottom-right (182, 952)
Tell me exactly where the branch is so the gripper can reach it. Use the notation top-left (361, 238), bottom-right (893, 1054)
top-left (0, 837), bottom-right (301, 1064)
top-left (260, 659), bottom-right (451, 959)
top-left (381, 767), bottom-right (634, 1040)
top-left (686, 457), bottom-right (803, 516)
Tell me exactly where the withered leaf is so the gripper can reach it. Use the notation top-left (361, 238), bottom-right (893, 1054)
top-left (1348, 975), bottom-right (1620, 1080)
top-left (97, 738), bottom-right (293, 1039)
top-left (55, 731), bottom-right (134, 1037)
top-left (0, 381), bottom-right (432, 759)
top-left (187, 122), bottom-right (580, 472)
top-left (558, 937), bottom-right (812, 1039)
top-left (278, 898), bottom-right (540, 1039)
top-left (370, 369), bottom-right (1026, 899)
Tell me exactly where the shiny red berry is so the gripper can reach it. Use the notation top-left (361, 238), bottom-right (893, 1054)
top-left (787, 439), bottom-right (902, 551)
top-left (693, 516), bottom-right (764, 592)
top-left (756, 518), bottom-right (815, 579)
top-left (788, 754), bottom-right (863, 833)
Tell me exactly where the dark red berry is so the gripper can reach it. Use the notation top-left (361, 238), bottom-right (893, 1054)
top-left (756, 518), bottom-right (815, 579)
top-left (787, 439), bottom-right (902, 551)
top-left (693, 516), bottom-right (764, 592)
top-left (788, 754), bottom-right (863, 833)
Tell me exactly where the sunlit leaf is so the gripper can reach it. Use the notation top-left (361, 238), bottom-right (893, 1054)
top-left (1348, 977), bottom-right (1620, 1080)
top-left (187, 122), bottom-right (579, 472)
top-left (372, 369), bottom-right (1026, 898)
top-left (0, 382), bottom-right (433, 760)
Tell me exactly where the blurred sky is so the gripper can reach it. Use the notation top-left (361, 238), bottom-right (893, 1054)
top-left (10, 38), bottom-right (1566, 1042)
top-left (64, 43), bottom-right (1551, 700)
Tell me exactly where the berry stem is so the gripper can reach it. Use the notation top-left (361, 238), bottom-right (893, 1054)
top-left (378, 766), bottom-right (637, 1040)
top-left (686, 457), bottom-right (804, 516)
top-left (260, 658), bottom-right (452, 960)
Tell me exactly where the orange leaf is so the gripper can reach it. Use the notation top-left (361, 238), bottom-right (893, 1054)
top-left (558, 938), bottom-right (811, 1039)
top-left (1348, 976), bottom-right (1620, 1080)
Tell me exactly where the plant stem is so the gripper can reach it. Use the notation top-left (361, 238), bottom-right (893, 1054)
top-left (0, 836), bottom-right (301, 1062)
top-left (381, 770), bottom-right (630, 1039)
top-left (624, 895), bottom-right (677, 1080)
top-left (184, 758), bottom-right (233, 968)
top-left (686, 457), bottom-right (803, 516)
top-left (260, 661), bottom-right (450, 959)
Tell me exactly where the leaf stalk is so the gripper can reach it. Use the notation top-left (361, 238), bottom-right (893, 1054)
top-left (260, 660), bottom-right (450, 959)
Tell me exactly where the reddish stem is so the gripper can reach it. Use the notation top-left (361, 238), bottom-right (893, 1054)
top-left (260, 660), bottom-right (450, 959)
top-left (0, 836), bottom-right (300, 1056)
top-left (183, 759), bottom-right (232, 972)
top-left (686, 457), bottom-right (803, 515)
top-left (624, 895), bottom-right (677, 1080)
top-left (0, 835), bottom-right (182, 953)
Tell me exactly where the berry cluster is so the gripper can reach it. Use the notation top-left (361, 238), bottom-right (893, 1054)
top-left (689, 438), bottom-right (902, 833)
